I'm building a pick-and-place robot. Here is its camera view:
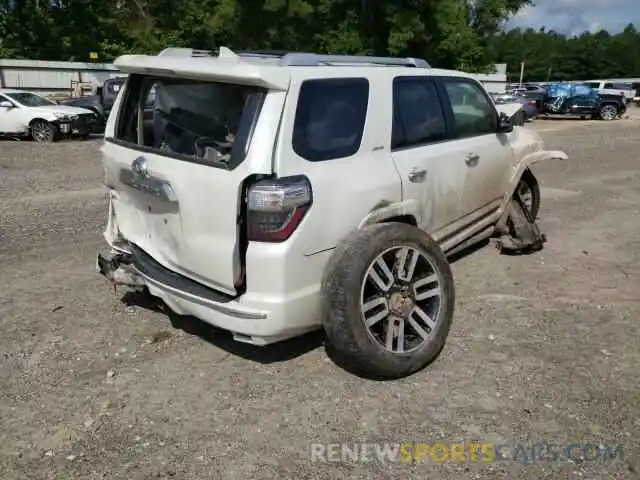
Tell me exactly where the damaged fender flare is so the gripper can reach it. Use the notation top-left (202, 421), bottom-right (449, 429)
top-left (497, 149), bottom-right (568, 233)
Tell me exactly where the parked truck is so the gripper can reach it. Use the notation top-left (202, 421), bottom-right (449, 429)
top-left (517, 83), bottom-right (626, 120)
top-left (59, 77), bottom-right (126, 132)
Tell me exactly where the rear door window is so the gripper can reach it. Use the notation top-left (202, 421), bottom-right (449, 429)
top-left (292, 78), bottom-right (369, 162)
top-left (441, 78), bottom-right (497, 138)
top-left (114, 74), bottom-right (266, 169)
top-left (392, 77), bottom-right (447, 149)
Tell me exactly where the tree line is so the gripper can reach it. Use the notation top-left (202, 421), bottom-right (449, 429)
top-left (1, 0), bottom-right (640, 82)
top-left (489, 25), bottom-right (640, 82)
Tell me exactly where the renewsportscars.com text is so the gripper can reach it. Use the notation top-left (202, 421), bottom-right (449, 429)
top-left (310, 442), bottom-right (625, 464)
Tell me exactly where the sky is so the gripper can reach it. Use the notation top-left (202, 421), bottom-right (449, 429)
top-left (508, 0), bottom-right (639, 36)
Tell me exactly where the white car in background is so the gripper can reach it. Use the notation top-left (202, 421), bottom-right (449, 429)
top-left (0, 89), bottom-right (97, 142)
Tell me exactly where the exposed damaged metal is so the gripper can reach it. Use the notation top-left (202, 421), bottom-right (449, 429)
top-left (496, 192), bottom-right (547, 254)
top-left (97, 251), bottom-right (145, 288)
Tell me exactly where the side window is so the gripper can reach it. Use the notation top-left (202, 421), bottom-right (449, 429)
top-left (604, 83), bottom-right (615, 89)
top-left (292, 78), bottom-right (369, 162)
top-left (392, 77), bottom-right (447, 150)
top-left (0, 93), bottom-right (15, 106)
top-left (613, 83), bottom-right (631, 90)
top-left (443, 79), bottom-right (497, 138)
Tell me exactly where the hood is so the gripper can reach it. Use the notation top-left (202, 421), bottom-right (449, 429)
top-left (61, 95), bottom-right (99, 106)
top-left (31, 104), bottom-right (95, 116)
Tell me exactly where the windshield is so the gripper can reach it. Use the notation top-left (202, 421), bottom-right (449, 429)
top-left (5, 92), bottom-right (56, 107)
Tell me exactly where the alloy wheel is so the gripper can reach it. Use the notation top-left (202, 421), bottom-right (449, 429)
top-left (360, 246), bottom-right (443, 354)
top-left (600, 105), bottom-right (617, 121)
top-left (31, 121), bottom-right (53, 143)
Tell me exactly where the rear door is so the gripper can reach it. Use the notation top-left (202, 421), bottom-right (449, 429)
top-left (390, 76), bottom-right (466, 234)
top-left (101, 74), bottom-right (282, 295)
top-left (438, 77), bottom-right (512, 221)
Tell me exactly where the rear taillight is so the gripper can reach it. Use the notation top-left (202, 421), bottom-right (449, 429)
top-left (247, 175), bottom-right (312, 242)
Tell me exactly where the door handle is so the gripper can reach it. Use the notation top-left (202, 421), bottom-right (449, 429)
top-left (408, 168), bottom-right (427, 183)
top-left (465, 152), bottom-right (480, 167)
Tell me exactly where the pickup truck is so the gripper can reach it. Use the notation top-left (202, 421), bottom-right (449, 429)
top-left (518, 83), bottom-right (626, 121)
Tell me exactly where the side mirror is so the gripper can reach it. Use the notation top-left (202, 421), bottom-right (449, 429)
top-left (498, 112), bottom-right (513, 133)
top-left (0, 100), bottom-right (14, 109)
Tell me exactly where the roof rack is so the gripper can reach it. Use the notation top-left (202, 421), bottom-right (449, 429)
top-left (157, 47), bottom-right (430, 68)
top-left (158, 48), bottom-right (215, 57)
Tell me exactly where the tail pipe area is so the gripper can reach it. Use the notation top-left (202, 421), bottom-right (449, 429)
top-left (97, 251), bottom-right (145, 288)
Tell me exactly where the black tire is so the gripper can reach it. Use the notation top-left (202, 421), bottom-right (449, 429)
top-left (598, 103), bottom-right (618, 121)
top-left (30, 119), bottom-right (57, 143)
top-left (321, 222), bottom-right (455, 379)
top-left (516, 168), bottom-right (540, 220)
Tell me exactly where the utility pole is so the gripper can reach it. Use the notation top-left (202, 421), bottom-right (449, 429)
top-left (519, 62), bottom-right (525, 87)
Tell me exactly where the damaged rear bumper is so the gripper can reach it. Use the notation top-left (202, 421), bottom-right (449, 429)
top-left (95, 245), bottom-right (318, 345)
top-left (96, 250), bottom-right (145, 288)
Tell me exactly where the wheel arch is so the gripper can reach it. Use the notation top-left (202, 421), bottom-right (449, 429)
top-left (598, 102), bottom-right (621, 114)
top-left (496, 166), bottom-right (541, 232)
top-left (29, 117), bottom-right (51, 126)
top-left (357, 199), bottom-right (421, 231)
top-left (379, 214), bottom-right (417, 227)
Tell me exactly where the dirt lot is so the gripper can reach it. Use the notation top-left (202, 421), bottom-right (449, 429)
top-left (1, 118), bottom-right (639, 479)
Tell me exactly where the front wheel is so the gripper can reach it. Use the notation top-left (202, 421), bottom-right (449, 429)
top-left (321, 223), bottom-right (455, 379)
top-left (30, 120), bottom-right (57, 143)
top-left (598, 104), bottom-right (618, 121)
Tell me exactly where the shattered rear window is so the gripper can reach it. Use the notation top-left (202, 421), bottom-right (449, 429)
top-left (113, 74), bottom-right (266, 169)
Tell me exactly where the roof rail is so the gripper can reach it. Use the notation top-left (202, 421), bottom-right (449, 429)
top-left (236, 50), bottom-right (429, 68)
top-left (158, 47), bottom-right (430, 68)
top-left (158, 48), bottom-right (214, 57)
top-left (279, 53), bottom-right (429, 68)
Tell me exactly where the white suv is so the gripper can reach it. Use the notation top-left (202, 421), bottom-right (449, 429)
top-left (97, 47), bottom-right (567, 378)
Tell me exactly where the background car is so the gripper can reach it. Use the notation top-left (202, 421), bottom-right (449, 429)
top-left (544, 83), bottom-right (626, 120)
top-left (490, 92), bottom-right (538, 122)
top-left (60, 77), bottom-right (127, 132)
top-left (0, 88), bottom-right (97, 142)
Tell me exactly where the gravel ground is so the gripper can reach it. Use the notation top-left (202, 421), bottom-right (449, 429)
top-left (1, 118), bottom-right (639, 479)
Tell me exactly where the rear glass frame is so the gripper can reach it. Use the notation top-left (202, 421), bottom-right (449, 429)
top-left (108, 74), bottom-right (267, 171)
